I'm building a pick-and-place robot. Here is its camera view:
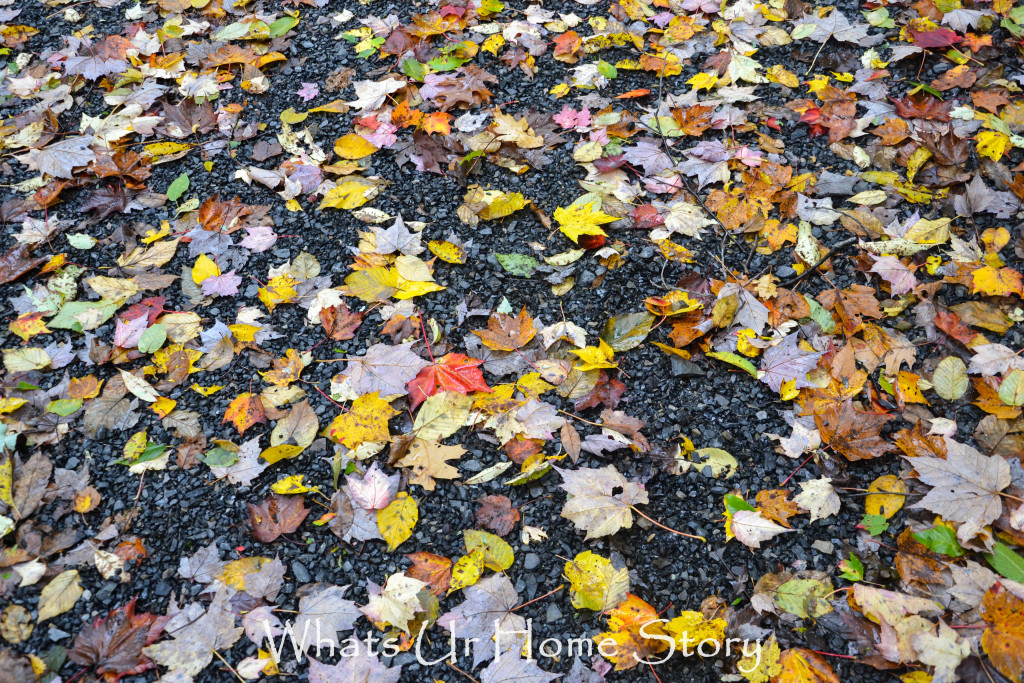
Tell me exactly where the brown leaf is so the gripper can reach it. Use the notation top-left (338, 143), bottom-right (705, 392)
top-left (474, 495), bottom-right (521, 537)
top-left (472, 308), bottom-right (537, 351)
top-left (247, 494), bottom-right (310, 543)
top-left (0, 244), bottom-right (45, 286)
top-left (755, 489), bottom-right (802, 528)
top-left (405, 551), bottom-right (453, 595)
top-left (931, 64), bottom-right (976, 92)
top-left (319, 302), bottom-right (364, 341)
top-left (815, 401), bottom-right (894, 461)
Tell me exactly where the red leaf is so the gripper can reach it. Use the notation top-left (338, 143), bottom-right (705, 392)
top-left (909, 28), bottom-right (961, 48)
top-left (68, 599), bottom-right (164, 682)
top-left (407, 352), bottom-right (492, 409)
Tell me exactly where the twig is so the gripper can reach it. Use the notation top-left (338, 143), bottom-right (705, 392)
top-left (447, 661), bottom-right (481, 683)
top-left (210, 648), bottom-right (248, 683)
top-left (778, 236), bottom-right (857, 289)
top-left (513, 584), bottom-right (565, 611)
top-left (629, 505), bottom-right (707, 541)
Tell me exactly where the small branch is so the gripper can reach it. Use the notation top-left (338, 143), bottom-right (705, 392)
top-left (210, 649), bottom-right (248, 683)
top-left (778, 236), bottom-right (857, 289)
top-left (513, 584), bottom-right (565, 611)
top-left (630, 505), bottom-right (706, 541)
top-left (447, 661), bottom-right (481, 683)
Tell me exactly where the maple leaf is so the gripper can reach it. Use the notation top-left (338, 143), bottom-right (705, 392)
top-left (346, 462), bottom-right (396, 510)
top-left (360, 572), bottom-right (427, 634)
top-left (555, 465), bottom-right (648, 539)
top-left (815, 401), bottom-right (893, 461)
top-left (758, 334), bottom-right (822, 392)
top-left (201, 271), bottom-right (241, 297)
top-left (64, 36), bottom-right (133, 80)
top-left (755, 489), bottom-right (802, 528)
top-left (731, 510), bottom-right (793, 548)
top-left (210, 437), bottom-right (267, 486)
top-left (293, 585), bottom-right (361, 651)
top-left (419, 65), bottom-right (498, 111)
top-left (971, 265), bottom-right (1024, 297)
top-left (142, 588), bottom-right (242, 677)
top-left (437, 574), bottom-right (526, 667)
top-left (369, 215), bottom-right (424, 255)
top-left (479, 650), bottom-right (560, 683)
top-left (475, 495), bottom-right (520, 537)
top-left (594, 594), bottom-right (670, 671)
top-left (339, 341), bottom-right (429, 397)
top-left (395, 438), bottom-right (465, 490)
top-left (68, 599), bottom-right (161, 682)
top-left (564, 550), bottom-right (630, 612)
top-left (981, 583), bottom-right (1024, 683)
top-left (968, 343), bottom-right (1024, 376)
top-left (554, 200), bottom-right (618, 243)
top-left (405, 551), bottom-right (453, 595)
top-left (247, 493), bottom-right (310, 543)
top-left (223, 393), bottom-right (266, 436)
top-left (319, 302), bottom-right (363, 341)
top-left (30, 136), bottom-right (97, 180)
top-left (907, 437), bottom-right (1011, 544)
top-left (870, 255), bottom-right (918, 296)
top-left (472, 309), bottom-right (537, 351)
top-left (793, 477), bottom-right (841, 522)
top-left (308, 650), bottom-right (401, 683)
top-left (803, 8), bottom-right (884, 45)
top-left (325, 392), bottom-right (398, 448)
top-left (296, 82), bottom-right (319, 102)
top-left (407, 352), bottom-right (492, 409)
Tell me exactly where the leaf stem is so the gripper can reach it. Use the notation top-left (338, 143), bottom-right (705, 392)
top-left (629, 505), bottom-right (706, 542)
top-left (513, 584), bottom-right (565, 611)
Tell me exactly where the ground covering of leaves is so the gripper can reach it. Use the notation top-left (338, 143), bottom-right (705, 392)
top-left (3, 0), bottom-right (1024, 681)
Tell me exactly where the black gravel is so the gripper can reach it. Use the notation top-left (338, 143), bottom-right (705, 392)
top-left (2, 0), bottom-right (1022, 682)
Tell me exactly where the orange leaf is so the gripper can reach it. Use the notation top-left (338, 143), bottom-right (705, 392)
top-left (971, 265), bottom-right (1023, 298)
top-left (776, 648), bottom-right (840, 683)
top-left (981, 583), bottom-right (1024, 683)
top-left (472, 308), bottom-right (537, 351)
top-left (405, 551), bottom-right (453, 595)
top-left (224, 393), bottom-right (266, 436)
top-left (422, 112), bottom-right (452, 135)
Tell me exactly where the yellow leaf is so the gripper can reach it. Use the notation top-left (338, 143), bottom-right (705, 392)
top-left (554, 199), bottom-right (617, 243)
top-left (564, 550), bottom-right (630, 612)
top-left (664, 610), bottom-right (727, 651)
top-left (280, 107), bottom-right (308, 124)
top-left (37, 570), bottom-right (83, 623)
top-left (346, 267), bottom-right (399, 302)
top-left (260, 444), bottom-right (304, 464)
top-left (123, 430), bottom-right (148, 461)
top-left (191, 253), bottom-right (220, 283)
top-left (257, 274), bottom-right (298, 312)
top-left (271, 474), bottom-right (318, 495)
top-left (448, 550), bottom-right (484, 594)
top-left (971, 265), bottom-right (1023, 297)
top-left (463, 529), bottom-right (514, 571)
top-left (0, 398), bottom-right (27, 415)
top-left (766, 65), bottom-right (799, 88)
top-left (333, 133), bottom-right (378, 160)
top-left (324, 392), bottom-right (397, 447)
top-left (686, 71), bottom-right (719, 92)
top-left (142, 141), bottom-right (194, 163)
top-left (378, 492), bottom-right (418, 552)
top-left (865, 474), bottom-right (907, 519)
top-left (571, 339), bottom-right (617, 371)
top-left (428, 240), bottom-right (467, 264)
top-left (191, 384), bottom-right (225, 396)
top-left (977, 130), bottom-right (1011, 161)
top-left (319, 178), bottom-right (381, 210)
top-left (151, 396), bottom-right (176, 418)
